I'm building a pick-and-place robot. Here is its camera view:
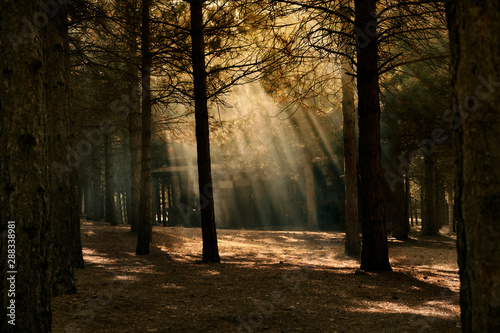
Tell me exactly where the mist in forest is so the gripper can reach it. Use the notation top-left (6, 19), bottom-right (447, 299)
top-left (155, 81), bottom-right (344, 230)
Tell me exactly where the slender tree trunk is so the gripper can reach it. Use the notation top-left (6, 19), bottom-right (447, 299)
top-left (420, 181), bottom-right (425, 227)
top-left (105, 134), bottom-right (119, 226)
top-left (354, 0), bottom-right (391, 271)
top-left (136, 0), bottom-right (152, 255)
top-left (304, 155), bottom-right (318, 230)
top-left (0, 1), bottom-right (51, 330)
top-left (190, 0), bottom-right (220, 263)
top-left (129, 92), bottom-right (141, 232)
top-left (435, 168), bottom-right (447, 230)
top-left (72, 168), bottom-right (84, 269)
top-left (403, 173), bottom-right (410, 234)
top-left (422, 153), bottom-right (437, 235)
top-left (153, 179), bottom-right (161, 225)
top-left (446, 191), bottom-right (454, 234)
top-left (448, 2), bottom-right (500, 331)
top-left (392, 176), bottom-right (408, 239)
top-left (413, 196), bottom-right (418, 227)
top-left (126, 1), bottom-right (142, 232)
top-left (341, 55), bottom-right (361, 255)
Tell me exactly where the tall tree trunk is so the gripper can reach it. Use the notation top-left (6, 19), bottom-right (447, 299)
top-left (46, 5), bottom-right (79, 295)
top-left (129, 87), bottom-right (141, 232)
top-left (446, 191), bottom-right (454, 234)
top-left (435, 167), bottom-right (447, 230)
top-left (403, 172), bottom-right (410, 234)
top-left (409, 193), bottom-right (415, 228)
top-left (126, 0), bottom-right (141, 233)
top-left (190, 0), bottom-right (220, 263)
top-left (136, 0), bottom-right (153, 255)
top-left (420, 181), bottom-right (424, 227)
top-left (341, 55), bottom-right (361, 255)
top-left (448, 1), bottom-right (500, 331)
top-left (105, 134), bottom-right (119, 226)
top-left (414, 195), bottom-right (419, 227)
top-left (0, 1), bottom-right (51, 331)
top-left (422, 153), bottom-right (437, 235)
top-left (391, 176), bottom-right (408, 239)
top-left (304, 155), bottom-right (318, 230)
top-left (354, 0), bottom-right (391, 271)
top-left (120, 138), bottom-right (131, 225)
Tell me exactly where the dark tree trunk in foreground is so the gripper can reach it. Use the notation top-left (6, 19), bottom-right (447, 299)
top-left (342, 56), bottom-right (361, 256)
top-left (136, 0), bottom-right (152, 255)
top-left (448, 1), bottom-right (500, 331)
top-left (190, 0), bottom-right (220, 263)
top-left (0, 1), bottom-right (51, 331)
top-left (354, 0), bottom-right (391, 271)
top-left (46, 5), bottom-right (78, 295)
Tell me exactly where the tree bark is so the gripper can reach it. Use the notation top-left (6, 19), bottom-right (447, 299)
top-left (45, 5), bottom-right (79, 295)
top-left (129, 88), bottom-right (141, 232)
top-left (341, 54), bottom-right (361, 255)
top-left (125, 0), bottom-right (142, 233)
top-left (448, 1), bottom-right (500, 331)
top-left (190, 0), bottom-right (220, 263)
top-left (354, 0), bottom-right (392, 271)
top-left (0, 1), bottom-right (51, 331)
top-left (136, 0), bottom-right (153, 255)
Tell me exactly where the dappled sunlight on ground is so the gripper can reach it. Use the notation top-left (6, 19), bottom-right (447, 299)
top-left (51, 222), bottom-right (460, 333)
top-left (155, 226), bottom-right (360, 270)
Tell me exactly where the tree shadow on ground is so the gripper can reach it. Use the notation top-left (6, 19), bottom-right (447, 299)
top-left (51, 222), bottom-right (460, 333)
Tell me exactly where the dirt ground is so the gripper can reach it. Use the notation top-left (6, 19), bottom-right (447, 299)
top-left (51, 221), bottom-right (460, 333)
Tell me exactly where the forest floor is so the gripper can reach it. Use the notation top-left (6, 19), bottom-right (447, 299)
top-left (52, 221), bottom-right (460, 333)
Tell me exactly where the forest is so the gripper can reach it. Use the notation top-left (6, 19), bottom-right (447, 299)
top-left (0, 0), bottom-right (499, 332)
